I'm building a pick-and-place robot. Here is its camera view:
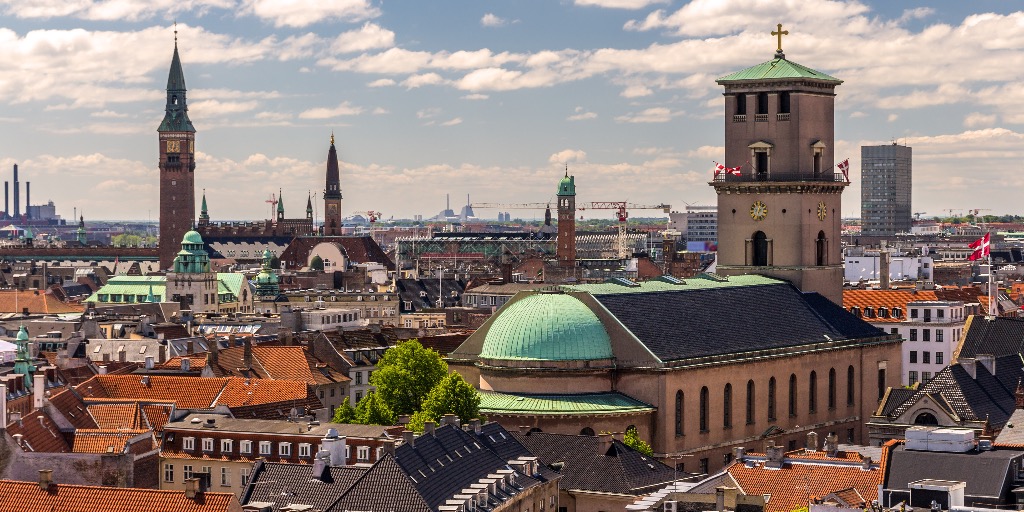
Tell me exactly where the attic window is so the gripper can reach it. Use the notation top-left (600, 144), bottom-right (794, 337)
top-left (864, 307), bottom-right (874, 318)
top-left (878, 307), bottom-right (889, 318)
top-left (892, 307), bottom-right (902, 318)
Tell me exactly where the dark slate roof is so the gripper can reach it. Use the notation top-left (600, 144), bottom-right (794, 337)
top-left (593, 283), bottom-right (886, 361)
top-left (397, 278), bottom-right (466, 312)
top-left (280, 236), bottom-right (394, 271)
top-left (512, 431), bottom-right (677, 495)
top-left (328, 454), bottom-right (431, 512)
top-left (884, 354), bottom-right (1024, 429)
top-left (995, 409), bottom-right (1024, 447)
top-left (240, 461), bottom-right (366, 511)
top-left (958, 316), bottom-right (1024, 359)
top-left (879, 388), bottom-right (916, 417)
top-left (885, 444), bottom-right (1024, 499)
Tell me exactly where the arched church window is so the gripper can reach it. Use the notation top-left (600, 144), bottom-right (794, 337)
top-left (809, 371), bottom-right (817, 413)
top-left (914, 412), bottom-right (939, 425)
top-left (828, 368), bottom-right (837, 409)
top-left (699, 386), bottom-right (709, 433)
top-left (847, 365), bottom-right (856, 406)
top-left (768, 377), bottom-right (777, 421)
top-left (723, 383), bottom-right (732, 429)
top-left (752, 231), bottom-right (769, 266)
top-left (816, 231), bottom-right (827, 266)
top-left (675, 391), bottom-right (684, 437)
top-left (746, 380), bottom-right (755, 425)
top-left (788, 374), bottom-right (798, 417)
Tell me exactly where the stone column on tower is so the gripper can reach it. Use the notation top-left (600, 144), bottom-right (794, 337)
top-left (323, 134), bottom-right (343, 236)
top-left (157, 34), bottom-right (197, 270)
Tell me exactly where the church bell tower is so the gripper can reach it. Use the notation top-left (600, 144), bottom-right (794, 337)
top-left (324, 134), bottom-right (343, 235)
top-left (556, 172), bottom-right (576, 268)
top-left (157, 33), bottom-right (197, 270)
top-left (711, 25), bottom-right (847, 305)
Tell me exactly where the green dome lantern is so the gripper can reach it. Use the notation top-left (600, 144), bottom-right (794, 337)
top-left (172, 230), bottom-right (211, 273)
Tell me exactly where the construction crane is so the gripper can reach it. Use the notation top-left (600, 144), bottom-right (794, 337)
top-left (264, 193), bottom-right (278, 219)
top-left (578, 202), bottom-right (672, 258)
top-left (970, 208), bottom-right (993, 232)
top-left (913, 212), bottom-right (927, 221)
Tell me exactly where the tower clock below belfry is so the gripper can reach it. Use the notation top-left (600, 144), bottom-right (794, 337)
top-left (710, 25), bottom-right (847, 305)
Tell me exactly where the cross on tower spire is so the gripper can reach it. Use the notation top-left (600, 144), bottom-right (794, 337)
top-left (772, 23), bottom-right (789, 57)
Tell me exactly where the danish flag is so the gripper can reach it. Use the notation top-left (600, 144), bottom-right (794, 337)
top-left (714, 162), bottom-right (742, 176)
top-left (837, 159), bottom-right (850, 181)
top-left (968, 233), bottom-right (991, 261)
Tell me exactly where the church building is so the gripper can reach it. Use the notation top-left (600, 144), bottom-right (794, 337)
top-left (450, 28), bottom-right (901, 476)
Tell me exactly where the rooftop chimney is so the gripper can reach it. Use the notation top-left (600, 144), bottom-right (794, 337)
top-left (38, 469), bottom-right (53, 491)
top-left (470, 418), bottom-right (481, 434)
top-left (764, 442), bottom-right (785, 469)
top-left (145, 356), bottom-right (154, 370)
top-left (861, 456), bottom-right (873, 470)
top-left (825, 432), bottom-right (839, 457)
top-left (243, 337), bottom-right (253, 369)
top-left (806, 431), bottom-right (819, 452)
top-left (321, 428), bottom-right (346, 465)
top-left (597, 433), bottom-right (613, 455)
top-left (398, 414), bottom-right (410, 426)
top-left (978, 354), bottom-right (995, 376)
top-left (312, 451), bottom-right (330, 481)
top-left (424, 421), bottom-right (436, 436)
top-left (184, 478), bottom-right (200, 499)
top-left (0, 383), bottom-right (7, 430)
top-left (32, 372), bottom-right (46, 409)
top-left (402, 429), bottom-right (415, 447)
top-left (732, 446), bottom-right (745, 462)
top-left (383, 439), bottom-right (396, 458)
top-left (961, 357), bottom-right (977, 379)
top-left (879, 248), bottom-right (891, 290)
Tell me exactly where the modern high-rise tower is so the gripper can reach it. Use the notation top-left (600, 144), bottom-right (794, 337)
top-left (157, 37), bottom-right (197, 269)
top-left (711, 28), bottom-right (847, 305)
top-left (323, 135), bottom-right (343, 235)
top-left (860, 143), bottom-right (912, 236)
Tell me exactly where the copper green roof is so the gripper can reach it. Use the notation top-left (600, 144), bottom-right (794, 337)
top-left (15, 326), bottom-right (28, 342)
top-left (85, 275), bottom-right (166, 303)
top-left (717, 57), bottom-right (841, 84)
top-left (480, 292), bottom-right (612, 361)
top-left (181, 230), bottom-right (204, 245)
top-left (478, 390), bottom-right (654, 415)
top-left (557, 173), bottom-right (575, 196)
top-left (559, 273), bottom-right (782, 295)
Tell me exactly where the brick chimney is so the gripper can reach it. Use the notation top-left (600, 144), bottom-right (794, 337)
top-left (597, 433), bottom-right (613, 455)
top-left (243, 337), bottom-right (253, 370)
top-left (184, 478), bottom-right (200, 499)
top-left (806, 431), bottom-right (819, 451)
top-left (825, 432), bottom-right (839, 457)
top-left (764, 442), bottom-right (785, 468)
top-left (402, 430), bottom-right (415, 448)
top-left (424, 421), bottom-right (436, 436)
top-left (732, 446), bottom-right (745, 462)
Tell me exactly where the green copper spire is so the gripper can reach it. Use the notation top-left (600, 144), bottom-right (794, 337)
top-left (277, 189), bottom-right (285, 220)
top-left (557, 170), bottom-right (575, 196)
top-left (199, 190), bottom-right (209, 221)
top-left (306, 193), bottom-right (313, 219)
top-left (158, 36), bottom-right (196, 133)
top-left (76, 215), bottom-right (87, 245)
top-left (145, 284), bottom-right (158, 303)
top-left (13, 325), bottom-right (36, 387)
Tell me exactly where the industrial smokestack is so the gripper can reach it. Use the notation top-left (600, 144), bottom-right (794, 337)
top-left (3, 181), bottom-right (7, 218)
top-left (12, 164), bottom-right (18, 218)
top-left (24, 182), bottom-right (29, 219)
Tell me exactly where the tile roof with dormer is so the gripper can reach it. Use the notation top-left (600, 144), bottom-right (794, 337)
top-left (75, 374), bottom-right (317, 413)
top-left (71, 429), bottom-right (153, 454)
top-left (6, 409), bottom-right (71, 452)
top-left (842, 289), bottom-right (938, 323)
top-left (0, 480), bottom-right (238, 512)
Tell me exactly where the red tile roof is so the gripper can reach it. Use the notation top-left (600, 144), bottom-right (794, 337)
top-left (87, 403), bottom-right (142, 429)
top-left (141, 405), bottom-right (173, 432)
top-left (728, 452), bottom-right (881, 512)
top-left (0, 480), bottom-right (239, 512)
top-left (47, 388), bottom-right (99, 430)
top-left (71, 429), bottom-right (152, 454)
top-left (842, 290), bottom-right (937, 323)
top-left (0, 290), bottom-right (81, 314)
top-left (6, 410), bottom-right (71, 453)
top-left (75, 375), bottom-right (315, 411)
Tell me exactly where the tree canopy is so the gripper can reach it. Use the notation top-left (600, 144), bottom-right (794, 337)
top-left (624, 425), bottom-right (653, 456)
top-left (353, 391), bottom-right (396, 426)
top-left (408, 372), bottom-right (481, 432)
top-left (331, 396), bottom-right (356, 424)
top-left (370, 339), bottom-right (448, 416)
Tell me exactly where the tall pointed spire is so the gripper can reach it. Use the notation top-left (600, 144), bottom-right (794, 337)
top-left (324, 133), bottom-right (343, 235)
top-left (277, 189), bottom-right (285, 220)
top-left (158, 26), bottom-right (194, 133)
top-left (199, 189), bottom-right (209, 221)
top-left (306, 193), bottom-right (313, 220)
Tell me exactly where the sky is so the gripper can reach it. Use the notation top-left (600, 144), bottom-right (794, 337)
top-left (2, 0), bottom-right (1024, 222)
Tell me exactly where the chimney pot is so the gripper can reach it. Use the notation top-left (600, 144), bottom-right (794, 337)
top-left (806, 431), bottom-right (819, 451)
top-left (38, 469), bottom-right (53, 491)
top-left (733, 446), bottom-right (745, 462)
top-left (424, 421), bottom-right (436, 436)
top-left (470, 418), bottom-right (481, 434)
top-left (402, 429), bottom-right (415, 447)
top-left (184, 478), bottom-right (199, 499)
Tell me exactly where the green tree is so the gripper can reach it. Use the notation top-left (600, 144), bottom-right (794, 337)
top-left (331, 396), bottom-right (356, 424)
top-left (354, 391), bottom-right (396, 426)
top-left (407, 373), bottom-right (480, 432)
top-left (370, 340), bottom-right (447, 416)
top-left (624, 425), bottom-right (653, 456)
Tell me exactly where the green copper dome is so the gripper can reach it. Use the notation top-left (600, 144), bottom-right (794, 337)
top-left (182, 230), bottom-right (204, 245)
top-left (481, 293), bottom-right (612, 361)
top-left (557, 173), bottom-right (575, 196)
top-left (16, 325), bottom-right (28, 342)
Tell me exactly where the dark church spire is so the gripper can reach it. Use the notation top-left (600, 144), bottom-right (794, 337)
top-left (325, 133), bottom-right (342, 200)
top-left (158, 32), bottom-right (195, 133)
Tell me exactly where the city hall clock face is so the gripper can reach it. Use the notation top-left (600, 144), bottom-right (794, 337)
top-left (749, 200), bottom-right (767, 221)
top-left (817, 201), bottom-right (827, 221)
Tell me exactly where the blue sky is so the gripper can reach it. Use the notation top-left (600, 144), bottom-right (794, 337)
top-left (2, 0), bottom-right (1024, 222)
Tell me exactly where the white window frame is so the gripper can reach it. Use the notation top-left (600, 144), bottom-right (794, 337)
top-left (183, 437), bottom-right (195, 450)
top-left (221, 439), bottom-right (233, 453)
top-left (241, 468), bottom-right (250, 486)
top-left (220, 467), bottom-right (230, 486)
top-left (299, 443), bottom-right (312, 458)
top-left (279, 442), bottom-right (292, 457)
top-left (240, 440), bottom-right (253, 454)
top-left (259, 441), bottom-right (272, 456)
top-left (164, 463), bottom-right (174, 483)
top-left (202, 438), bottom-right (214, 452)
top-left (357, 445), bottom-right (370, 461)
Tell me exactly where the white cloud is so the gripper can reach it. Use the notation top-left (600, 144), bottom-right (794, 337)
top-left (461, 93), bottom-right (489, 100)
top-left (621, 84), bottom-right (653, 98)
top-left (481, 13), bottom-right (506, 27)
top-left (887, 113), bottom-right (899, 122)
top-left (244, 0), bottom-right (380, 27)
top-left (332, 22), bottom-right (395, 54)
top-left (567, 106), bottom-right (597, 121)
top-left (367, 78), bottom-right (395, 87)
top-left (90, 110), bottom-right (128, 118)
top-left (686, 145), bottom-right (723, 160)
top-left (615, 107), bottom-right (680, 123)
top-left (0, 0), bottom-right (234, 21)
top-left (416, 108), bottom-right (441, 119)
top-left (549, 149), bottom-right (587, 163)
top-left (849, 111), bottom-right (868, 118)
top-left (298, 101), bottom-right (364, 119)
top-left (964, 112), bottom-right (997, 128)
top-left (440, 118), bottom-right (463, 127)
top-left (402, 73), bottom-right (446, 89)
top-left (189, 99), bottom-right (260, 117)
top-left (574, 0), bottom-right (666, 8)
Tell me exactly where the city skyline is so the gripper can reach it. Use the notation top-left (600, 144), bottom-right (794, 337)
top-left (1, 0), bottom-right (1022, 221)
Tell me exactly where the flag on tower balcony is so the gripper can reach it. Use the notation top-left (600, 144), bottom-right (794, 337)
top-left (837, 159), bottom-right (850, 181)
top-left (713, 162), bottom-right (742, 176)
top-left (968, 233), bottom-right (991, 261)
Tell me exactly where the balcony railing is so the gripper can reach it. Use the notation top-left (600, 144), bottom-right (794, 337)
top-left (732, 115), bottom-right (746, 122)
top-left (777, 113), bottom-right (790, 121)
top-left (713, 172), bottom-right (847, 183)
top-left (754, 114), bottom-right (769, 122)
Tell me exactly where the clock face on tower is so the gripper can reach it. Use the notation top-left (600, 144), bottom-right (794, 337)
top-left (328, 204), bottom-right (338, 215)
top-left (749, 200), bottom-right (767, 221)
top-left (817, 201), bottom-right (827, 221)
